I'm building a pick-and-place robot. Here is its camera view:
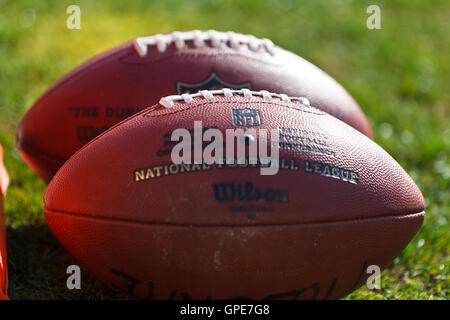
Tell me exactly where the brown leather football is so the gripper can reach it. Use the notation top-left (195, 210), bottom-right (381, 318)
top-left (17, 30), bottom-right (372, 183)
top-left (0, 145), bottom-right (9, 300)
top-left (44, 89), bottom-right (423, 300)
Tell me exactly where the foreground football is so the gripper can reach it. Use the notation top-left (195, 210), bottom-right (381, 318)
top-left (18, 30), bottom-right (372, 183)
top-left (44, 89), bottom-right (424, 299)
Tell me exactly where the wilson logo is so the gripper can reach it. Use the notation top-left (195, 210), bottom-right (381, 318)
top-left (212, 182), bottom-right (289, 203)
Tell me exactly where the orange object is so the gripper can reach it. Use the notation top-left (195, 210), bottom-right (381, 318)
top-left (0, 144), bottom-right (9, 300)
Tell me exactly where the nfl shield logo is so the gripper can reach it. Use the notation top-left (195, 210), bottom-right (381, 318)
top-left (231, 109), bottom-right (262, 128)
top-left (176, 72), bottom-right (252, 94)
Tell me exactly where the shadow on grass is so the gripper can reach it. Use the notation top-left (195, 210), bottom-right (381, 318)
top-left (6, 223), bottom-right (126, 300)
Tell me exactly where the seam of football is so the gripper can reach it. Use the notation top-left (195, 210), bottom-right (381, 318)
top-left (143, 100), bottom-right (325, 119)
top-left (120, 51), bottom-right (288, 67)
top-left (134, 31), bottom-right (276, 56)
top-left (44, 205), bottom-right (425, 228)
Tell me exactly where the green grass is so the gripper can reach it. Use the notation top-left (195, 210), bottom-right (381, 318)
top-left (0, 0), bottom-right (448, 299)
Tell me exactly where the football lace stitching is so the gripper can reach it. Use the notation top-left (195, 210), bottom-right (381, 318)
top-left (134, 30), bottom-right (276, 56)
top-left (159, 89), bottom-right (311, 109)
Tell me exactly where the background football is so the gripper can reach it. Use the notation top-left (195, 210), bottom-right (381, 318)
top-left (17, 30), bottom-right (372, 183)
top-left (44, 90), bottom-right (424, 299)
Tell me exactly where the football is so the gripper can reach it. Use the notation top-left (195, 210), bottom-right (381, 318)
top-left (17, 30), bottom-right (372, 183)
top-left (0, 145), bottom-right (9, 300)
top-left (44, 89), bottom-right (424, 300)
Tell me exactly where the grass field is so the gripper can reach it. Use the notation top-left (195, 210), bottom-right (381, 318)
top-left (0, 0), bottom-right (448, 299)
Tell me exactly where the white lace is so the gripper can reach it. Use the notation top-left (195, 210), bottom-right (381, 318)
top-left (159, 89), bottom-right (310, 109)
top-left (135, 30), bottom-right (276, 57)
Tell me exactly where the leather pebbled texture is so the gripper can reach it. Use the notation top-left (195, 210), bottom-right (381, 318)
top-left (17, 31), bottom-right (372, 183)
top-left (44, 94), bottom-right (424, 299)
